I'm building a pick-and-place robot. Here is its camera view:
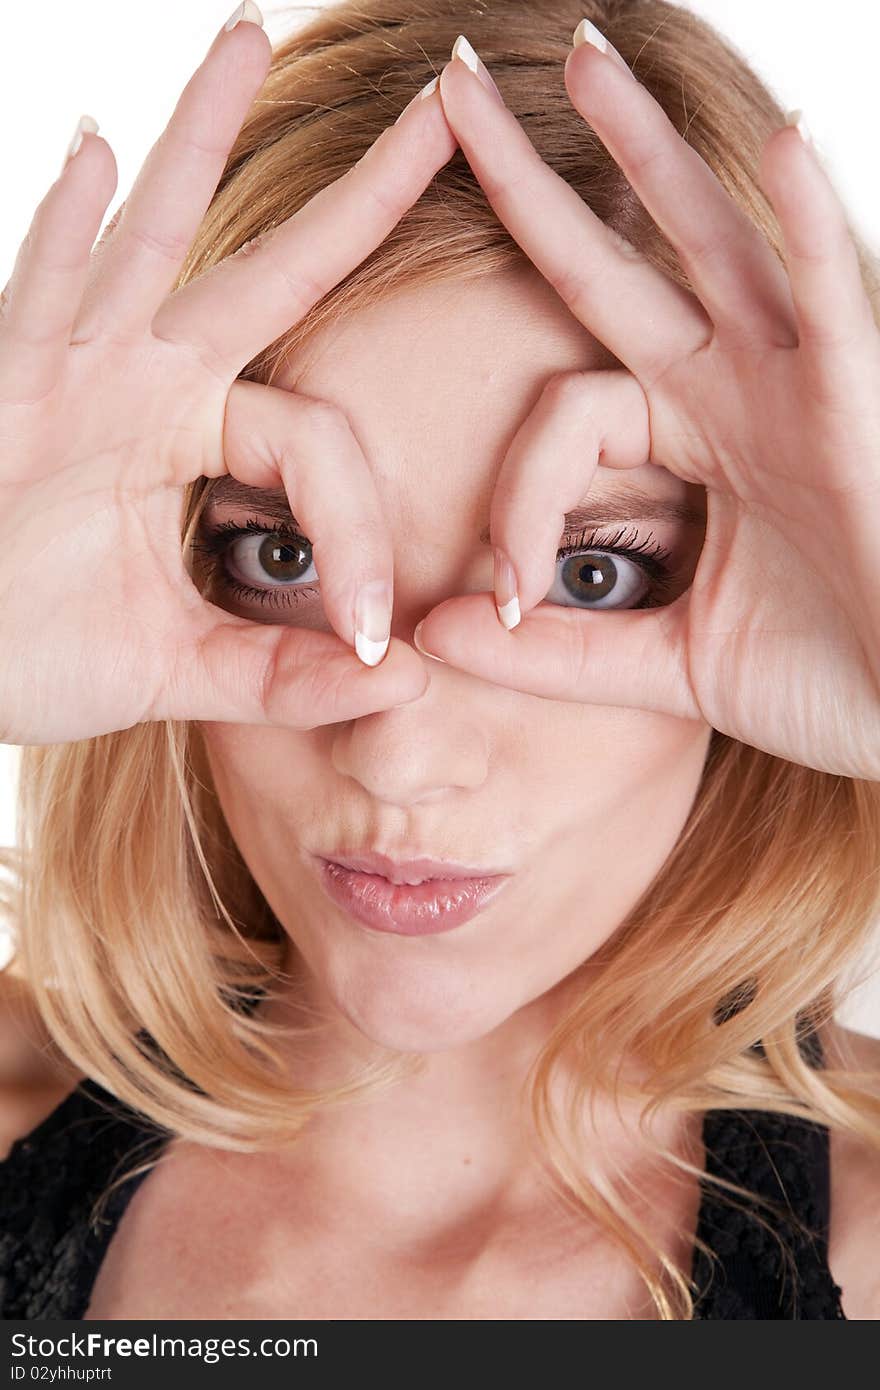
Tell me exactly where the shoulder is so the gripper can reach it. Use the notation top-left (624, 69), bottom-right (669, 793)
top-left (824, 1021), bottom-right (880, 1320)
top-left (0, 970), bottom-right (83, 1162)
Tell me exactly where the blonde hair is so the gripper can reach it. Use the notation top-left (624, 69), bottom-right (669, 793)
top-left (3, 0), bottom-right (880, 1319)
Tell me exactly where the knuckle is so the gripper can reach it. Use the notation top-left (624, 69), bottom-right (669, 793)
top-left (541, 369), bottom-right (594, 407)
top-left (362, 176), bottom-right (406, 221)
top-left (562, 615), bottom-right (594, 691)
top-left (129, 221), bottom-right (192, 265)
top-left (165, 122), bottom-right (229, 163)
top-left (486, 162), bottom-right (534, 208)
top-left (258, 629), bottom-right (287, 721)
top-left (293, 394), bottom-right (347, 436)
top-left (543, 260), bottom-right (591, 316)
top-left (626, 140), bottom-right (666, 183)
top-left (539, 370), bottom-right (605, 436)
top-left (238, 233), bottom-right (327, 321)
top-left (683, 223), bottom-right (737, 273)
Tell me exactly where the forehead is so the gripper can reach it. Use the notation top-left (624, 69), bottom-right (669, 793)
top-left (266, 264), bottom-right (698, 510)
top-left (276, 263), bottom-right (616, 432)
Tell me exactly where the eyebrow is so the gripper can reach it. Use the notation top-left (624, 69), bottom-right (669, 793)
top-left (203, 478), bottom-right (705, 535)
top-left (479, 487), bottom-right (705, 542)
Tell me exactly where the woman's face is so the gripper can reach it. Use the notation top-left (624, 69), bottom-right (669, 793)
top-left (198, 265), bottom-right (712, 1052)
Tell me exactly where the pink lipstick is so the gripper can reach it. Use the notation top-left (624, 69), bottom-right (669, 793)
top-left (314, 855), bottom-right (512, 936)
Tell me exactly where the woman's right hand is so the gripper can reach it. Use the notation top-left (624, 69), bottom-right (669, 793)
top-left (0, 9), bottom-right (454, 747)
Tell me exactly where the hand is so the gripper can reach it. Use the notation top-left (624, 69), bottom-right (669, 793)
top-left (412, 33), bottom-right (880, 780)
top-left (0, 16), bottom-right (456, 747)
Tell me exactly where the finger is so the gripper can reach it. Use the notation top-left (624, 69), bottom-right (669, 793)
top-left (436, 52), bottom-right (709, 385)
top-left (413, 590), bottom-right (700, 721)
top-left (0, 120), bottom-right (116, 403)
top-left (154, 609), bottom-right (429, 729)
top-left (216, 379), bottom-right (395, 666)
top-left (489, 369), bottom-right (651, 616)
top-left (758, 116), bottom-right (880, 383)
top-left (154, 84), bottom-right (458, 374)
top-left (563, 36), bottom-right (797, 348)
top-left (72, 14), bottom-right (271, 340)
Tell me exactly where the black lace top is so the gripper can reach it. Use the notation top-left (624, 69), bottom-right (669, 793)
top-left (0, 1066), bottom-right (847, 1320)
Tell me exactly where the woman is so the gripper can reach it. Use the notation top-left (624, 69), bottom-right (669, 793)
top-left (1, 0), bottom-right (879, 1320)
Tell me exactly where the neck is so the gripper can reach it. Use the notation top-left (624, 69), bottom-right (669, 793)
top-left (254, 962), bottom-right (695, 1242)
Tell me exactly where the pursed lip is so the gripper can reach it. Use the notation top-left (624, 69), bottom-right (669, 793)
top-left (315, 850), bottom-right (512, 886)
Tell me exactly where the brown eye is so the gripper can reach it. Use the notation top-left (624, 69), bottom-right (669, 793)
top-left (191, 518), bottom-right (322, 612)
top-left (226, 531), bottom-right (316, 588)
top-left (549, 549), bottom-right (651, 609)
top-left (545, 527), bottom-right (678, 612)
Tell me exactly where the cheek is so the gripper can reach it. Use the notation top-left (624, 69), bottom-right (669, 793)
top-left (513, 699), bottom-right (711, 811)
top-left (600, 710), bottom-right (712, 887)
top-left (515, 701), bottom-right (712, 897)
top-left (591, 705), bottom-right (712, 807)
top-left (197, 723), bottom-right (323, 857)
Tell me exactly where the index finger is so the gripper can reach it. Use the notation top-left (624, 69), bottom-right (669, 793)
top-left (154, 83), bottom-right (458, 374)
top-left (434, 53), bottom-right (709, 386)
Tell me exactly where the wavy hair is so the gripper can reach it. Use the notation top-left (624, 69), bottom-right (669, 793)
top-left (3, 0), bottom-right (880, 1319)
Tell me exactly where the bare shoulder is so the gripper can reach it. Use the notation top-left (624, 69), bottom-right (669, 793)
top-left (0, 970), bottom-right (83, 1162)
top-left (824, 1021), bottom-right (880, 1320)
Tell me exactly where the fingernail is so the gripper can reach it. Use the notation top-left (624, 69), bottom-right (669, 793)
top-left (354, 578), bottom-right (392, 667)
top-left (63, 115), bottom-right (99, 173)
top-left (784, 108), bottom-right (813, 147)
top-left (413, 621), bottom-right (447, 663)
top-left (451, 34), bottom-right (505, 106)
top-left (493, 547), bottom-right (520, 631)
top-left (572, 18), bottom-right (635, 79)
top-left (395, 74), bottom-right (440, 123)
top-left (224, 1), bottom-right (264, 32)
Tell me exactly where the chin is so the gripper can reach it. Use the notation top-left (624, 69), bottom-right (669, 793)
top-left (327, 965), bottom-right (519, 1054)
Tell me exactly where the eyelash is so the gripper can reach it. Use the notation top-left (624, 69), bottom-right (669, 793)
top-left (191, 516), bottom-right (678, 612)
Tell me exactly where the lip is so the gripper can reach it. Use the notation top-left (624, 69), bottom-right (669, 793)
top-left (312, 853), bottom-right (514, 937)
top-left (318, 850), bottom-right (511, 885)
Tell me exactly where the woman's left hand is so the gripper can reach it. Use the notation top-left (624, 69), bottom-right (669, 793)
top-left (412, 31), bottom-right (880, 779)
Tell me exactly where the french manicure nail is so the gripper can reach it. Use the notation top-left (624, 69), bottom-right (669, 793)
top-left (451, 34), bottom-right (505, 105)
top-left (572, 18), bottom-right (635, 79)
top-left (493, 547), bottom-right (521, 631)
top-left (413, 621), bottom-right (447, 663)
top-left (224, 1), bottom-right (264, 32)
top-left (63, 115), bottom-right (99, 173)
top-left (395, 74), bottom-right (440, 123)
top-left (354, 578), bottom-right (392, 667)
top-left (784, 108), bottom-right (813, 147)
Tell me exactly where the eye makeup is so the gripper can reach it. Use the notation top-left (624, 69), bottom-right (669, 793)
top-left (191, 511), bottom-right (686, 614)
top-left (191, 515), bottom-right (319, 612)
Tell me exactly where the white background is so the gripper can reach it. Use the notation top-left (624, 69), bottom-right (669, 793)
top-left (1, 1), bottom-right (878, 1034)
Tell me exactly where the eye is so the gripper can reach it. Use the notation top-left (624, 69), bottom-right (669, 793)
top-left (546, 525), bottom-right (678, 612)
top-left (191, 517), bottom-right (319, 611)
top-left (192, 517), bottom-right (682, 615)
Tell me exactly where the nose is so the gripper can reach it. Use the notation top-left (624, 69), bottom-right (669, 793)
top-left (329, 670), bottom-right (490, 808)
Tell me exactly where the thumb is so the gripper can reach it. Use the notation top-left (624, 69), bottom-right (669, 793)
top-left (149, 606), bottom-right (428, 728)
top-left (414, 589), bottom-right (702, 721)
